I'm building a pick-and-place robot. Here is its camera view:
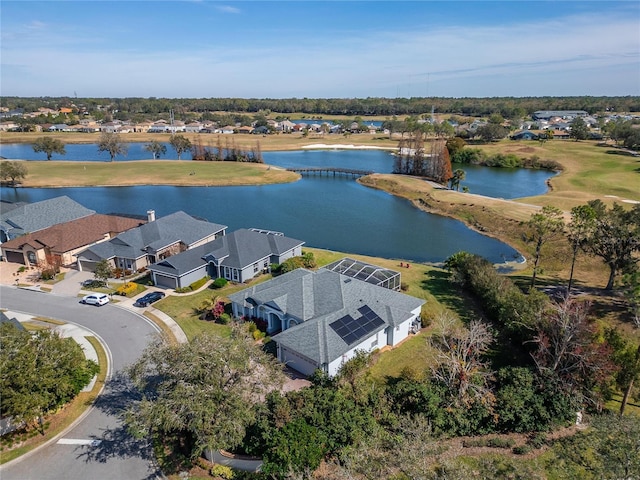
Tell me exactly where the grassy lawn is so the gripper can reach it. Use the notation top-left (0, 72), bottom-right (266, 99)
top-left (17, 160), bottom-right (299, 188)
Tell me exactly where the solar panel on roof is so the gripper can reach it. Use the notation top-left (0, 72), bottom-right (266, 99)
top-left (330, 305), bottom-right (385, 345)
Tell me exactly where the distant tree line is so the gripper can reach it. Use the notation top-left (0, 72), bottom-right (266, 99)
top-left (3, 95), bottom-right (640, 120)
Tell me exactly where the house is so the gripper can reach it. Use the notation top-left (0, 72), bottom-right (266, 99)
top-left (148, 228), bottom-right (304, 289)
top-left (532, 110), bottom-right (588, 120)
top-left (221, 125), bottom-right (236, 134)
top-left (510, 130), bottom-right (539, 141)
top-left (229, 268), bottom-right (425, 377)
top-left (236, 126), bottom-right (254, 134)
top-left (0, 196), bottom-right (95, 245)
top-left (1, 214), bottom-right (144, 267)
top-left (76, 210), bottom-right (227, 273)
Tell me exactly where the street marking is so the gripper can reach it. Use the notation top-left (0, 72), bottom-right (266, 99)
top-left (57, 439), bottom-right (102, 446)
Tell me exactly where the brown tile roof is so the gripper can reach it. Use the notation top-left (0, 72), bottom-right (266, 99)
top-left (1, 214), bottom-right (145, 254)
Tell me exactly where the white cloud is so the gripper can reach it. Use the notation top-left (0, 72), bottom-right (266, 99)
top-left (214, 5), bottom-right (241, 14)
top-left (1, 8), bottom-right (638, 97)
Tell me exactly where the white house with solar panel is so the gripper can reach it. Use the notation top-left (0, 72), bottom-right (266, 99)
top-left (228, 265), bottom-right (425, 377)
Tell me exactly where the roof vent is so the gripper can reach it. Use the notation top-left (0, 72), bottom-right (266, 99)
top-left (147, 210), bottom-right (156, 222)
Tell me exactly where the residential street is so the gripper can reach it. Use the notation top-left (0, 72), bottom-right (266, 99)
top-left (0, 286), bottom-right (164, 480)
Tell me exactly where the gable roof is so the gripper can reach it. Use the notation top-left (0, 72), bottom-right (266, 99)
top-left (230, 269), bottom-right (425, 365)
top-left (0, 196), bottom-right (95, 239)
top-left (1, 214), bottom-right (144, 254)
top-left (148, 228), bottom-right (304, 277)
top-left (78, 211), bottom-right (226, 261)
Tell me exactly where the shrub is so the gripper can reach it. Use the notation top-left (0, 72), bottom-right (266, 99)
top-left (487, 437), bottom-right (515, 449)
top-left (40, 269), bottom-right (56, 281)
top-left (513, 445), bottom-right (533, 455)
top-left (218, 313), bottom-right (230, 325)
top-left (527, 432), bottom-right (547, 449)
top-left (210, 464), bottom-right (235, 480)
top-left (252, 329), bottom-right (265, 341)
top-left (189, 276), bottom-right (209, 291)
top-left (116, 282), bottom-right (137, 296)
top-left (17, 266), bottom-right (26, 273)
top-left (211, 277), bottom-right (228, 289)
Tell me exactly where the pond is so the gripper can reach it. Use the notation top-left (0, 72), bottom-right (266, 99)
top-left (0, 146), bottom-right (555, 263)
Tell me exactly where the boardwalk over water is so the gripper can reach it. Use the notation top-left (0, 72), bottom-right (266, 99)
top-left (287, 167), bottom-right (374, 178)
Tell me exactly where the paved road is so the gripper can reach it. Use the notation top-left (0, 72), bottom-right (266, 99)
top-left (0, 286), bottom-right (164, 480)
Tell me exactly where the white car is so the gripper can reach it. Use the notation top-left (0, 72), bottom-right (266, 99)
top-left (81, 293), bottom-right (109, 306)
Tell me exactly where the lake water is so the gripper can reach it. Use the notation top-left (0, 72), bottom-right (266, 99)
top-left (0, 146), bottom-right (555, 263)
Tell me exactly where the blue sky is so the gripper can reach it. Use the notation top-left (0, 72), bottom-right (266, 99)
top-left (1, 1), bottom-right (639, 98)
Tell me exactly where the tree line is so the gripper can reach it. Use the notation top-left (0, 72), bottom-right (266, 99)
top-left (3, 95), bottom-right (640, 119)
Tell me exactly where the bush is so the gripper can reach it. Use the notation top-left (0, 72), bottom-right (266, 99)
top-left (527, 432), bottom-right (547, 449)
top-left (116, 282), bottom-right (137, 296)
top-left (211, 277), bottom-right (228, 289)
top-left (189, 276), bottom-right (210, 291)
top-left (210, 464), bottom-right (235, 479)
top-left (252, 329), bottom-right (265, 341)
top-left (487, 437), bottom-right (515, 449)
top-left (40, 269), bottom-right (56, 281)
top-left (513, 445), bottom-right (533, 455)
top-left (218, 313), bottom-right (231, 325)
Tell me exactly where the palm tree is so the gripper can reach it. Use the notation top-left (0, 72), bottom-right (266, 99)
top-left (450, 169), bottom-right (466, 191)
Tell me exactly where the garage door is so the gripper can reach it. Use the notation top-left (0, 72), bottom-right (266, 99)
top-left (280, 347), bottom-right (318, 376)
top-left (154, 273), bottom-right (177, 289)
top-left (3, 251), bottom-right (25, 264)
top-left (79, 259), bottom-right (97, 272)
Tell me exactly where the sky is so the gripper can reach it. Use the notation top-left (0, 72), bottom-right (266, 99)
top-left (1, 1), bottom-right (639, 99)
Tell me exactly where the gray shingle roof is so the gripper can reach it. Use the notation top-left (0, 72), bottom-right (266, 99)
top-left (148, 228), bottom-right (304, 277)
top-left (1, 196), bottom-right (95, 239)
top-left (230, 269), bottom-right (425, 365)
top-left (78, 211), bottom-right (226, 261)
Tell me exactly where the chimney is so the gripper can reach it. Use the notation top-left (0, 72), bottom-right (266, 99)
top-left (147, 210), bottom-right (156, 222)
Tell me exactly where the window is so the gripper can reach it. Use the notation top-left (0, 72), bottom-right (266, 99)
top-left (370, 339), bottom-right (378, 348)
top-left (232, 269), bottom-right (238, 281)
top-left (27, 251), bottom-right (36, 265)
top-left (253, 263), bottom-right (259, 273)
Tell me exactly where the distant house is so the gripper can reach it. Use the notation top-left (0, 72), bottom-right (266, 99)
top-left (229, 268), bottom-right (425, 377)
top-left (237, 126), bottom-right (254, 134)
top-left (510, 130), bottom-right (539, 141)
top-left (148, 228), bottom-right (304, 289)
top-left (185, 122), bottom-right (203, 133)
top-left (221, 125), bottom-right (236, 134)
top-left (1, 214), bottom-right (144, 267)
top-left (533, 110), bottom-right (588, 120)
top-left (76, 210), bottom-right (227, 273)
top-left (278, 120), bottom-right (295, 133)
top-left (0, 196), bottom-right (95, 245)
top-left (48, 124), bottom-right (69, 132)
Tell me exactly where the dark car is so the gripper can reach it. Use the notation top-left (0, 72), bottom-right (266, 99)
top-left (133, 291), bottom-right (165, 307)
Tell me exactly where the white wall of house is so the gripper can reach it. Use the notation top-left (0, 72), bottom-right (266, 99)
top-left (327, 329), bottom-right (385, 377)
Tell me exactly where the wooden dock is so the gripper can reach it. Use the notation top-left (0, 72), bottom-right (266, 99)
top-left (287, 167), bottom-right (374, 178)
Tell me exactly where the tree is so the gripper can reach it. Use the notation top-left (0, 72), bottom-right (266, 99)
top-left (526, 205), bottom-right (565, 288)
top-left (530, 297), bottom-right (616, 407)
top-left (97, 132), bottom-right (128, 161)
top-left (430, 313), bottom-right (495, 407)
top-left (143, 140), bottom-right (167, 159)
top-left (475, 123), bottom-right (508, 142)
top-left (622, 271), bottom-right (640, 328)
top-left (569, 117), bottom-right (589, 141)
top-left (604, 328), bottom-right (640, 416)
top-left (0, 160), bottom-right (28, 186)
top-left (0, 323), bottom-right (99, 433)
top-left (169, 134), bottom-right (192, 160)
top-left (566, 204), bottom-right (597, 293)
top-left (32, 137), bottom-right (66, 160)
top-left (93, 259), bottom-right (113, 286)
top-left (449, 168), bottom-right (466, 191)
top-left (583, 200), bottom-right (640, 290)
top-left (126, 330), bottom-right (286, 457)
top-left (445, 137), bottom-right (466, 157)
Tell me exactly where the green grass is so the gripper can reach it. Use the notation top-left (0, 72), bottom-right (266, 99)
top-left (368, 334), bottom-right (436, 381)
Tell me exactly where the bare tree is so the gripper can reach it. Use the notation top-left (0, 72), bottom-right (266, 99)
top-left (430, 313), bottom-right (495, 407)
top-left (531, 297), bottom-right (617, 407)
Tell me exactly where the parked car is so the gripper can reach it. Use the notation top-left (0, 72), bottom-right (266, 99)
top-left (133, 291), bottom-right (165, 307)
top-left (81, 293), bottom-right (109, 306)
